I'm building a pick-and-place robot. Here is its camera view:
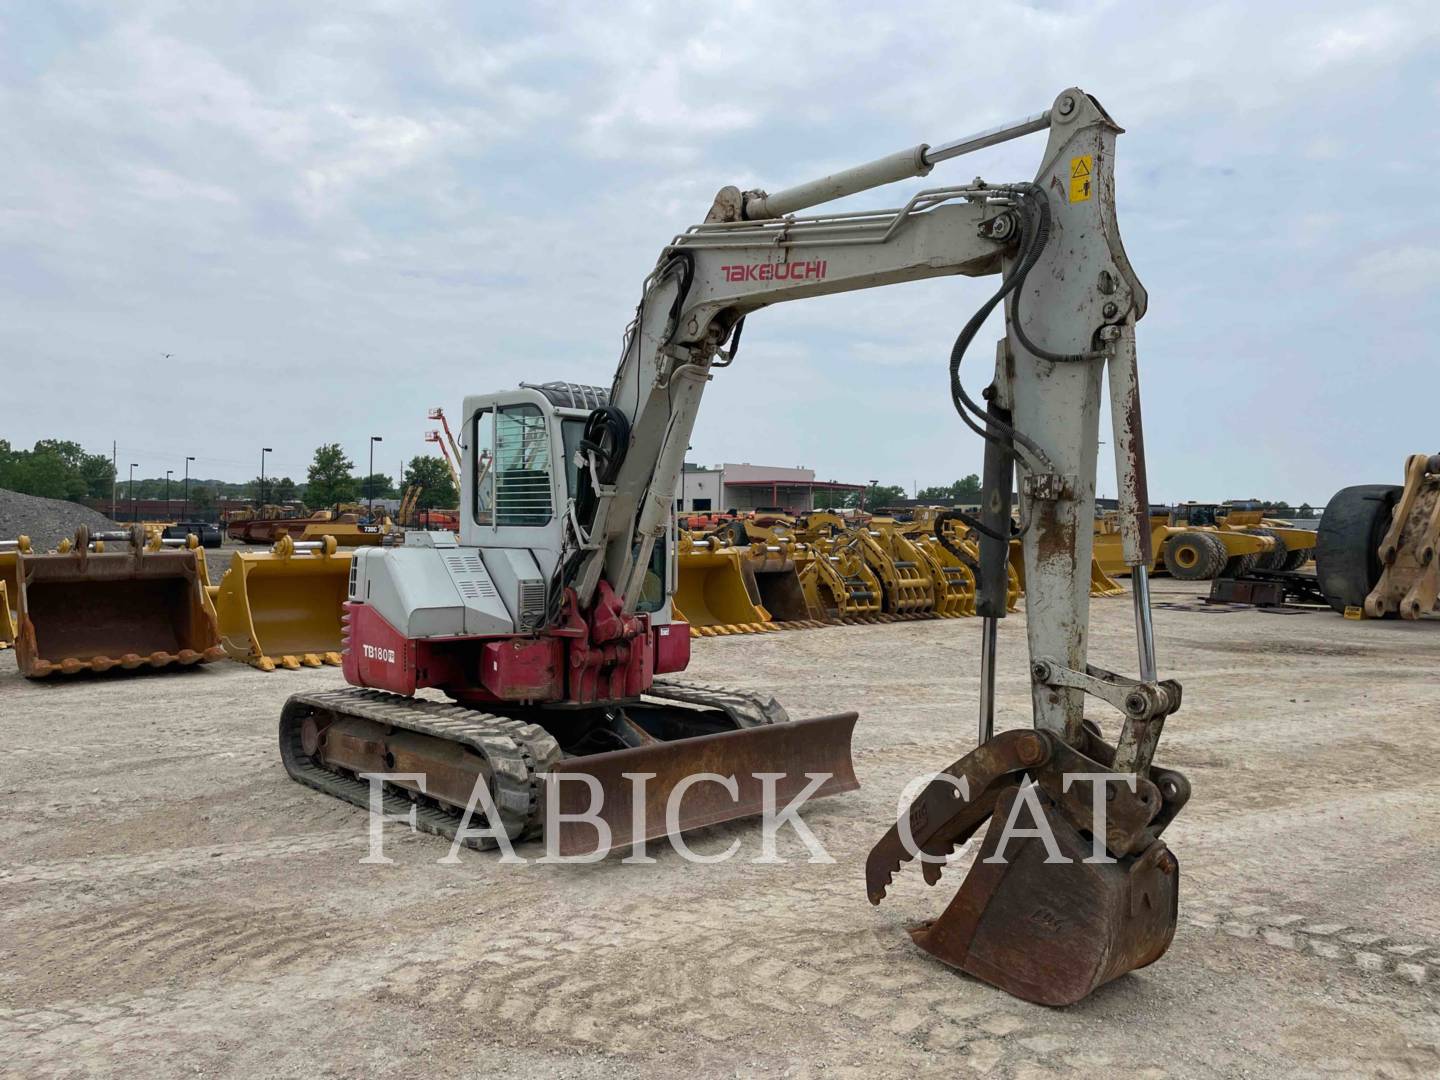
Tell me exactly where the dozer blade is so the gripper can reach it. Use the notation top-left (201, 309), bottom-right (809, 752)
top-left (211, 535), bottom-right (351, 671)
top-left (16, 532), bottom-right (223, 678)
top-left (674, 545), bottom-right (773, 634)
top-left (867, 727), bottom-right (1185, 1007)
top-left (548, 711), bottom-right (859, 858)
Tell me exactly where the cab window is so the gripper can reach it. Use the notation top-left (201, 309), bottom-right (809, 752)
top-left (495, 404), bottom-right (553, 526)
top-left (472, 408), bottom-right (494, 526)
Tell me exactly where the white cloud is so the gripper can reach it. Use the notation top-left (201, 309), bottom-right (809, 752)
top-left (0, 0), bottom-right (1436, 501)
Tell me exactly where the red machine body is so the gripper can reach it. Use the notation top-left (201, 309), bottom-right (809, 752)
top-left (341, 582), bottom-right (690, 707)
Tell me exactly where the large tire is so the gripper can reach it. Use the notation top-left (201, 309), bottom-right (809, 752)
top-left (1314, 485), bottom-right (1402, 614)
top-left (1219, 552), bottom-right (1260, 578)
top-left (1250, 527), bottom-right (1288, 571)
top-left (1163, 530), bottom-right (1227, 580)
top-left (1281, 545), bottom-right (1311, 572)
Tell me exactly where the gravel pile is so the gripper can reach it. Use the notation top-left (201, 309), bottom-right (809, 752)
top-left (0, 488), bottom-right (120, 551)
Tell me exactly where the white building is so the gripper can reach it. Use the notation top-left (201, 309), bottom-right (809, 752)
top-left (675, 462), bottom-right (864, 515)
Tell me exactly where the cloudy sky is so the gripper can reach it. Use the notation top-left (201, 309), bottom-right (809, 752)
top-left (2, 1), bottom-right (1437, 504)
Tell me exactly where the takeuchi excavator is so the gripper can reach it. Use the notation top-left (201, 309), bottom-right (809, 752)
top-left (280, 88), bottom-right (1188, 1006)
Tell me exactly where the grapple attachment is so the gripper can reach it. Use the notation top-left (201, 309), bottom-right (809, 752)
top-left (211, 535), bottom-right (351, 670)
top-left (15, 527), bottom-right (223, 678)
top-left (867, 726), bottom-right (1188, 1007)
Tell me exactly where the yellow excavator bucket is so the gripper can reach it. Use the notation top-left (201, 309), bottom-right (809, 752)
top-left (0, 581), bottom-right (16, 649)
top-left (674, 535), bottom-right (773, 636)
top-left (210, 535), bottom-right (351, 670)
top-left (0, 536), bottom-right (28, 648)
top-left (14, 527), bottom-right (224, 678)
top-left (1090, 557), bottom-right (1126, 597)
top-left (738, 542), bottom-right (828, 626)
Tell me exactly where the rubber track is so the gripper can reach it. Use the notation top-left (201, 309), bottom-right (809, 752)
top-left (279, 688), bottom-right (561, 850)
top-left (647, 678), bottom-right (791, 727)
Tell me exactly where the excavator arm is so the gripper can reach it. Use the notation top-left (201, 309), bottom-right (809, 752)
top-left (564, 87), bottom-right (1188, 1005)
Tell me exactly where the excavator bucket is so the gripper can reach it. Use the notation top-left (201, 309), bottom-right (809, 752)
top-left (674, 537), bottom-right (773, 635)
top-left (739, 544), bottom-right (828, 625)
top-left (1089, 558), bottom-right (1126, 597)
top-left (211, 535), bottom-right (351, 670)
top-left (867, 726), bottom-right (1187, 1006)
top-left (0, 537), bottom-right (26, 648)
top-left (0, 581), bottom-right (16, 649)
top-left (15, 527), bottom-right (224, 678)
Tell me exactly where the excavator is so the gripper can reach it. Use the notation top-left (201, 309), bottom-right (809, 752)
top-left (279, 88), bottom-right (1188, 1006)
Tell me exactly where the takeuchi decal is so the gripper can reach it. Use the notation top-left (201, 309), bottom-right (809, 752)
top-left (722, 260), bottom-right (828, 284)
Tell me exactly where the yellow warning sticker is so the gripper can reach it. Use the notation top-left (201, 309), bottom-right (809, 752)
top-left (1069, 154), bottom-right (1093, 203)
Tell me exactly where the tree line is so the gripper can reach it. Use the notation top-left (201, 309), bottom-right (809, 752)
top-left (0, 438), bottom-right (458, 513)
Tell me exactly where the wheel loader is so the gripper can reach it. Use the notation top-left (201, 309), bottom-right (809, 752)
top-left (281, 88), bottom-right (1188, 1007)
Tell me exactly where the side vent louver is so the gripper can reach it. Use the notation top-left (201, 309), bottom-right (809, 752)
top-left (517, 579), bottom-right (546, 632)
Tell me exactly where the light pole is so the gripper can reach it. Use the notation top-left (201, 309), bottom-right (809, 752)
top-left (165, 469), bottom-right (173, 519)
top-left (128, 463), bottom-right (139, 522)
top-left (866, 479), bottom-right (878, 514)
top-left (260, 447), bottom-right (272, 511)
top-left (183, 456), bottom-right (195, 519)
top-left (369, 435), bottom-right (383, 517)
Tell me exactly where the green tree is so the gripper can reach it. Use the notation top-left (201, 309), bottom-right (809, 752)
top-left (359, 473), bottom-right (395, 501)
top-left (78, 454), bottom-right (115, 499)
top-left (188, 484), bottom-right (216, 512)
top-left (403, 455), bottom-right (458, 510)
top-left (917, 474), bottom-right (982, 504)
top-left (863, 483), bottom-right (908, 511)
top-left (306, 444), bottom-right (358, 508)
top-left (272, 477), bottom-right (298, 504)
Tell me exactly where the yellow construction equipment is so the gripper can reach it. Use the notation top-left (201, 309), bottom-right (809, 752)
top-left (865, 518), bottom-right (945, 615)
top-left (800, 534), bottom-right (885, 620)
top-left (1316, 454), bottom-right (1440, 619)
top-left (0, 536), bottom-right (29, 648)
top-left (209, 534), bottom-right (351, 670)
top-left (298, 513), bottom-right (386, 546)
top-left (14, 526), bottom-right (224, 678)
top-left (1093, 505), bottom-right (1314, 582)
top-left (673, 533), bottom-right (774, 635)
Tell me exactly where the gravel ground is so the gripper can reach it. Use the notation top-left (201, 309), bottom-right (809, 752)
top-left (0, 488), bottom-right (119, 551)
top-left (1, 578), bottom-right (1438, 1078)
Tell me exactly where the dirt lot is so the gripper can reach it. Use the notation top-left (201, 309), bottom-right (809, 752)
top-left (2, 578), bottom-right (1438, 1078)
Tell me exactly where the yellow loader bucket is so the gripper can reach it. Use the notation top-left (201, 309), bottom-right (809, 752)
top-left (211, 535), bottom-right (351, 671)
top-left (15, 527), bottom-right (223, 678)
top-left (675, 537), bottom-right (773, 636)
